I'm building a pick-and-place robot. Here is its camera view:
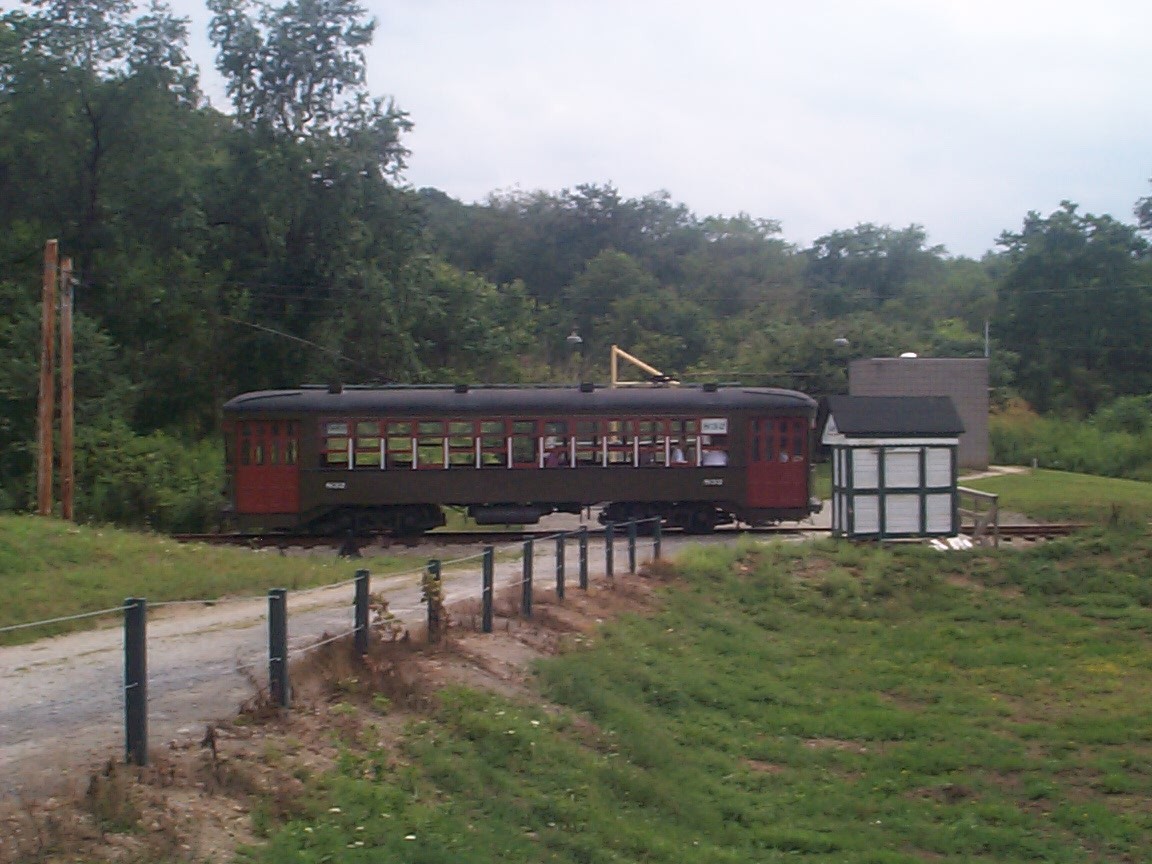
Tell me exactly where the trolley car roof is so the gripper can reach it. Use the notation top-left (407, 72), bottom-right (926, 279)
top-left (223, 385), bottom-right (817, 416)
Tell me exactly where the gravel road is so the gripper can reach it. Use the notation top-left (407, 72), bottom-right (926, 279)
top-left (0, 528), bottom-right (702, 800)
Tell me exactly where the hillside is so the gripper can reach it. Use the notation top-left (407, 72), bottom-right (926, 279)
top-left (4, 527), bottom-right (1152, 862)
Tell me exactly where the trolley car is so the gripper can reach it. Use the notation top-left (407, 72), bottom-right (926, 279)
top-left (222, 382), bottom-right (821, 535)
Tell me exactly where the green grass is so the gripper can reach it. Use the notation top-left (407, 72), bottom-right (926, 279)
top-left (0, 516), bottom-right (427, 644)
top-left (244, 533), bottom-right (1152, 863)
top-left (961, 468), bottom-right (1152, 524)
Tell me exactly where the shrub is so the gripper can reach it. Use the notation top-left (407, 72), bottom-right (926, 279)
top-left (991, 400), bottom-right (1152, 481)
top-left (73, 420), bottom-right (224, 532)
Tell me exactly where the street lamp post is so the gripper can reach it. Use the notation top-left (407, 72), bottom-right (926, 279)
top-left (566, 329), bottom-right (583, 383)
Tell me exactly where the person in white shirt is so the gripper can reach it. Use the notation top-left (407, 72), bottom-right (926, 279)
top-left (701, 435), bottom-right (728, 465)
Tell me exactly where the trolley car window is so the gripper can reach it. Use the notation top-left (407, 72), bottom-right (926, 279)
top-left (448, 421), bottom-right (475, 467)
top-left (543, 421), bottom-right (568, 467)
top-left (321, 420), bottom-right (350, 466)
top-left (790, 419), bottom-right (806, 460)
top-left (417, 421), bottom-right (445, 469)
top-left (510, 420), bottom-right (535, 466)
top-left (387, 421), bottom-right (414, 468)
top-left (605, 420), bottom-right (630, 466)
top-left (480, 420), bottom-right (505, 467)
top-left (246, 422), bottom-right (263, 466)
top-left (667, 418), bottom-right (697, 466)
top-left (575, 420), bottom-right (600, 466)
top-left (285, 423), bottom-right (298, 465)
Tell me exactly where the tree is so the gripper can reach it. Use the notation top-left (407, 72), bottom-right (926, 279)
top-left (562, 250), bottom-right (659, 359)
top-left (1135, 179), bottom-right (1152, 234)
top-left (681, 214), bottom-right (802, 315)
top-left (804, 223), bottom-right (946, 318)
top-left (208, 0), bottom-right (404, 150)
top-left (996, 202), bottom-right (1152, 414)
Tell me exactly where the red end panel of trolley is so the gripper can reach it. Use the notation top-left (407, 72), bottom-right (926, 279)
top-left (746, 416), bottom-right (810, 508)
top-left (232, 419), bottom-right (301, 514)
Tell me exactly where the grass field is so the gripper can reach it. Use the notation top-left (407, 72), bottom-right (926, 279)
top-left (961, 468), bottom-right (1152, 524)
top-left (244, 531), bottom-right (1152, 863)
top-left (0, 516), bottom-right (426, 645)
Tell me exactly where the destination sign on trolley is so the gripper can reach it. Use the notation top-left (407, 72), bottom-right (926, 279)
top-left (701, 418), bottom-right (728, 435)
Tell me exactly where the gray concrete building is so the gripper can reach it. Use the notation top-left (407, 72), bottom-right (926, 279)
top-left (849, 357), bottom-right (989, 469)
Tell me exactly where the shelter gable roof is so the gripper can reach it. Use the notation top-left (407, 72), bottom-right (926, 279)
top-left (825, 396), bottom-right (964, 438)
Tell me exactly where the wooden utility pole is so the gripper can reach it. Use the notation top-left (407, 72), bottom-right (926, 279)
top-left (36, 239), bottom-right (58, 517)
top-left (59, 257), bottom-right (75, 520)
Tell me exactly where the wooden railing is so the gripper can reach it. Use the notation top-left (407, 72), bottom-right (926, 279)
top-left (957, 486), bottom-right (1000, 547)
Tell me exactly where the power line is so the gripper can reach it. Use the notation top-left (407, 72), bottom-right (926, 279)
top-left (218, 315), bottom-right (390, 381)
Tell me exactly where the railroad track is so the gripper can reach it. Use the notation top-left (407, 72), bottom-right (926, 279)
top-left (973, 522), bottom-right (1089, 541)
top-left (172, 523), bottom-right (829, 551)
top-left (173, 521), bottom-right (1087, 552)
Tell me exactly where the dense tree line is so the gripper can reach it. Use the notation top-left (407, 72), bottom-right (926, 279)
top-left (2, 0), bottom-right (1151, 527)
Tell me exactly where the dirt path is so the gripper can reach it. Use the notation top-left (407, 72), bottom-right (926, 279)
top-left (1, 530), bottom-right (727, 800)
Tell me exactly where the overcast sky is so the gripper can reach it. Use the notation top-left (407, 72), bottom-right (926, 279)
top-left (183, 0), bottom-right (1151, 258)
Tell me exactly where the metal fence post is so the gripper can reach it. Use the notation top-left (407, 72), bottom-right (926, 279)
top-left (521, 540), bottom-right (533, 618)
top-left (426, 559), bottom-right (443, 641)
top-left (628, 520), bottom-right (638, 574)
top-left (555, 534), bottom-right (566, 601)
top-left (654, 518), bottom-right (662, 559)
top-left (578, 526), bottom-right (588, 590)
top-left (354, 569), bottom-right (370, 656)
top-left (268, 588), bottom-right (290, 709)
top-left (482, 546), bottom-right (494, 633)
top-left (605, 521), bottom-right (615, 578)
top-left (123, 597), bottom-right (147, 766)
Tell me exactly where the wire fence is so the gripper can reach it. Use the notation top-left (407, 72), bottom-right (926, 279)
top-left (0, 519), bottom-right (663, 789)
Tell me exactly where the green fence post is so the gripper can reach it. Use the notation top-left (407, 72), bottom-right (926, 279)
top-left (482, 547), bottom-right (494, 633)
top-left (605, 522), bottom-right (615, 578)
top-left (268, 588), bottom-right (289, 709)
top-left (522, 540), bottom-right (533, 618)
top-left (354, 569), bottom-right (370, 656)
top-left (426, 560), bottom-right (443, 643)
top-left (555, 534), bottom-right (566, 601)
top-left (123, 597), bottom-right (148, 766)
top-left (628, 520), bottom-right (638, 574)
top-left (578, 526), bottom-right (589, 589)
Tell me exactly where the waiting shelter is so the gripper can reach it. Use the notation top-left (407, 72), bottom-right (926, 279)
top-left (822, 396), bottom-right (964, 540)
